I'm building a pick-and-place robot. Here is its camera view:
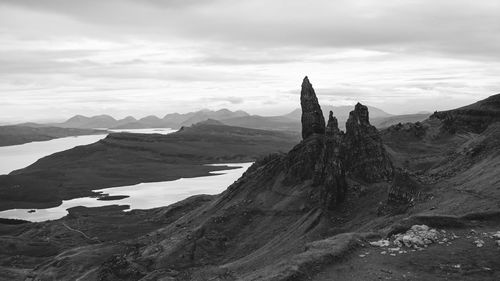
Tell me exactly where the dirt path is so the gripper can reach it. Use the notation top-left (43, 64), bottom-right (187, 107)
top-left (61, 222), bottom-right (101, 242)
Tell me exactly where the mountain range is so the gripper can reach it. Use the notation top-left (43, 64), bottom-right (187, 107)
top-left (20, 106), bottom-right (429, 131)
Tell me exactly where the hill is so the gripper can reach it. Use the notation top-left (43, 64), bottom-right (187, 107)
top-left (431, 93), bottom-right (500, 133)
top-left (371, 113), bottom-right (430, 128)
top-left (0, 125), bottom-right (106, 146)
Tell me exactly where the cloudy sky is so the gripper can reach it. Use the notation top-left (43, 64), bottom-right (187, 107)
top-left (1, 0), bottom-right (499, 123)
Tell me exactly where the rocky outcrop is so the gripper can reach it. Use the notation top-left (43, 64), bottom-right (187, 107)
top-left (285, 80), bottom-right (349, 209)
top-left (344, 103), bottom-right (394, 182)
top-left (301, 76), bottom-right (325, 140)
top-left (287, 79), bottom-right (393, 207)
top-left (387, 169), bottom-right (420, 207)
top-left (313, 112), bottom-right (347, 207)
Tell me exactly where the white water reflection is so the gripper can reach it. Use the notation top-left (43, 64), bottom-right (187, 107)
top-left (0, 163), bottom-right (252, 222)
top-left (0, 128), bottom-right (177, 175)
top-left (0, 135), bottom-right (106, 175)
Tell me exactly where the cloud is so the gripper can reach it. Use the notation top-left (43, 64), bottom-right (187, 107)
top-left (2, 0), bottom-right (499, 60)
top-left (0, 0), bottom-right (499, 121)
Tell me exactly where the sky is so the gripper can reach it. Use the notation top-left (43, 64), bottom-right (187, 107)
top-left (1, 0), bottom-right (500, 123)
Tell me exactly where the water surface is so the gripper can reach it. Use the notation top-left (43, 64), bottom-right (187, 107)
top-left (0, 128), bottom-right (176, 175)
top-left (0, 163), bottom-right (251, 222)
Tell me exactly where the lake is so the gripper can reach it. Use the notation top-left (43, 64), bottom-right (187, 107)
top-left (0, 128), bottom-right (176, 175)
top-left (0, 127), bottom-right (251, 222)
top-left (0, 163), bottom-right (251, 222)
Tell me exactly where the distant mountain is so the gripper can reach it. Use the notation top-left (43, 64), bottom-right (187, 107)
top-left (273, 104), bottom-right (392, 130)
top-left (284, 105), bottom-right (392, 120)
top-left (179, 109), bottom-right (249, 127)
top-left (17, 105), bottom-right (428, 132)
top-left (220, 115), bottom-right (299, 131)
top-left (23, 109), bottom-right (251, 130)
top-left (61, 114), bottom-right (117, 129)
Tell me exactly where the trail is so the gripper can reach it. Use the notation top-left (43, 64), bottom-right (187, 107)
top-left (61, 222), bottom-right (101, 243)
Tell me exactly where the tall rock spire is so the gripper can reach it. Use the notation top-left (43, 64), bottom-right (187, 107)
top-left (301, 76), bottom-right (325, 140)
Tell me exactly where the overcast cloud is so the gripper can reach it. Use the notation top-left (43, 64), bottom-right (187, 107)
top-left (1, 0), bottom-right (499, 123)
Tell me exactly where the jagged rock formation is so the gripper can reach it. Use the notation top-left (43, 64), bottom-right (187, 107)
top-left (301, 76), bottom-right (326, 140)
top-left (313, 112), bottom-right (347, 207)
top-left (344, 103), bottom-right (394, 182)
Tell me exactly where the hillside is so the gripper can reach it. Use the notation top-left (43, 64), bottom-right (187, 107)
top-left (431, 93), bottom-right (500, 133)
top-left (0, 125), bottom-right (106, 147)
top-left (0, 79), bottom-right (499, 281)
top-left (0, 123), bottom-right (299, 211)
top-left (371, 113), bottom-right (430, 128)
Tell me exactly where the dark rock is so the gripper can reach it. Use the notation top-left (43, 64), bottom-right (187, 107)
top-left (284, 135), bottom-right (325, 185)
top-left (344, 103), bottom-right (393, 182)
top-left (286, 84), bottom-right (348, 209)
top-left (387, 169), bottom-right (420, 206)
top-left (386, 122), bottom-right (426, 138)
top-left (313, 111), bottom-right (347, 208)
top-left (301, 76), bottom-right (325, 140)
top-left (380, 168), bottom-right (421, 214)
top-left (98, 255), bottom-right (145, 281)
